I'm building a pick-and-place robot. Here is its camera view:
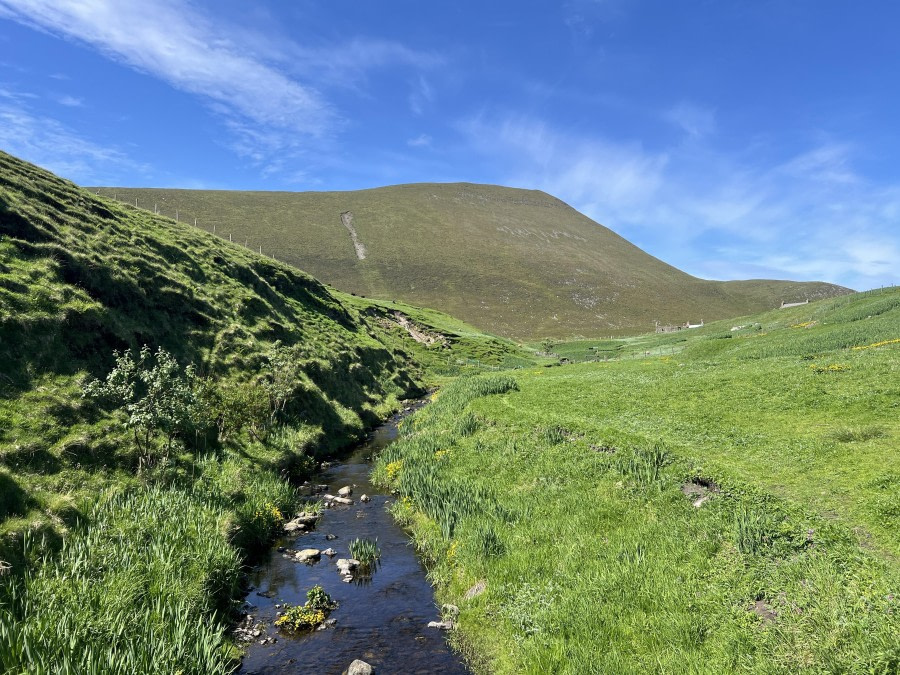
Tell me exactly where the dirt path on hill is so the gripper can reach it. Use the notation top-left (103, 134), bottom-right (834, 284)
top-left (340, 211), bottom-right (367, 260)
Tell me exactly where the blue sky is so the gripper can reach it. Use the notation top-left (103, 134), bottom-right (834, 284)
top-left (1, 0), bottom-right (898, 291)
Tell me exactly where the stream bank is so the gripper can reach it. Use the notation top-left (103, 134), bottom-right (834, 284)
top-left (238, 405), bottom-right (470, 675)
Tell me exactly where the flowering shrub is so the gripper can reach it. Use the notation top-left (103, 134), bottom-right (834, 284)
top-left (253, 502), bottom-right (283, 527)
top-left (275, 585), bottom-right (336, 631)
top-left (275, 606), bottom-right (325, 631)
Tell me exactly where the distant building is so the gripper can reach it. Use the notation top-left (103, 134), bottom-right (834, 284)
top-left (655, 320), bottom-right (703, 333)
top-left (780, 299), bottom-right (809, 309)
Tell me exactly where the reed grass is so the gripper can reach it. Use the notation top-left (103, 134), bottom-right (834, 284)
top-left (0, 487), bottom-right (240, 674)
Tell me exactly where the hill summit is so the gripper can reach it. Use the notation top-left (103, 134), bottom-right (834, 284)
top-left (95, 182), bottom-right (851, 338)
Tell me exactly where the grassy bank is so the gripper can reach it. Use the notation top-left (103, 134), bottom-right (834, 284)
top-left (375, 291), bottom-right (900, 673)
top-left (337, 293), bottom-right (544, 380)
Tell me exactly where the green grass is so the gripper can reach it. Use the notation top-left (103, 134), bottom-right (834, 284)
top-left (3, 149), bottom-right (896, 672)
top-left (375, 290), bottom-right (900, 673)
top-left (0, 487), bottom-right (240, 674)
top-left (91, 183), bottom-right (850, 338)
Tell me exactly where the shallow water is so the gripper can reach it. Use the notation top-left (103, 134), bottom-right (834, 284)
top-left (239, 408), bottom-right (470, 675)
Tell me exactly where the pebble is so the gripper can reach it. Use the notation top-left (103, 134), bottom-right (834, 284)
top-left (295, 548), bottom-right (321, 563)
top-left (347, 659), bottom-right (373, 675)
top-left (427, 620), bottom-right (455, 630)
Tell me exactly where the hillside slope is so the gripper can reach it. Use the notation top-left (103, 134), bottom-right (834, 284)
top-left (0, 150), bottom-right (520, 671)
top-left (94, 183), bottom-right (850, 338)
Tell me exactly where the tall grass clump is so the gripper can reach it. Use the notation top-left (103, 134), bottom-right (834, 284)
top-left (829, 425), bottom-right (887, 443)
top-left (470, 520), bottom-right (505, 558)
top-left (396, 459), bottom-right (506, 538)
top-left (0, 487), bottom-right (239, 674)
top-left (539, 425), bottom-right (567, 445)
top-left (348, 537), bottom-right (381, 568)
top-left (193, 455), bottom-right (299, 554)
top-left (616, 446), bottom-right (670, 487)
top-left (733, 503), bottom-right (782, 555)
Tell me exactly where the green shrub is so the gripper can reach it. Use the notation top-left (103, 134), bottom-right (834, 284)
top-left (305, 584), bottom-right (336, 611)
top-left (82, 346), bottom-right (203, 462)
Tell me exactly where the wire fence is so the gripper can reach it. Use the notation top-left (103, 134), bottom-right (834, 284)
top-left (96, 190), bottom-right (282, 263)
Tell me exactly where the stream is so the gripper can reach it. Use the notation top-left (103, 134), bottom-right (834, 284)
top-left (239, 404), bottom-right (470, 675)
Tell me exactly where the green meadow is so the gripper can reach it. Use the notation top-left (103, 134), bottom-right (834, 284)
top-left (375, 288), bottom-right (900, 674)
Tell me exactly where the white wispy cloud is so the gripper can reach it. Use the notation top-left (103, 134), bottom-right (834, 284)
top-left (289, 38), bottom-right (443, 89)
top-left (57, 94), bottom-right (82, 107)
top-left (562, 0), bottom-right (629, 38)
top-left (0, 1), bottom-right (444, 171)
top-left (664, 101), bottom-right (716, 139)
top-left (0, 99), bottom-right (143, 182)
top-left (407, 133), bottom-right (432, 148)
top-left (461, 114), bottom-right (668, 217)
top-left (409, 75), bottom-right (434, 116)
top-left (0, 84), bottom-right (36, 101)
top-left (0, 0), bottom-right (333, 148)
top-left (460, 111), bottom-right (900, 290)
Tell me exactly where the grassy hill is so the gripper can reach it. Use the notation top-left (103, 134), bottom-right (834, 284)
top-left (0, 150), bottom-right (530, 672)
top-left (374, 289), bottom-right (900, 673)
top-left (91, 184), bottom-right (850, 339)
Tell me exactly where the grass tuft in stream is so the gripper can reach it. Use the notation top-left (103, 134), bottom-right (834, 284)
top-left (348, 537), bottom-right (381, 569)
